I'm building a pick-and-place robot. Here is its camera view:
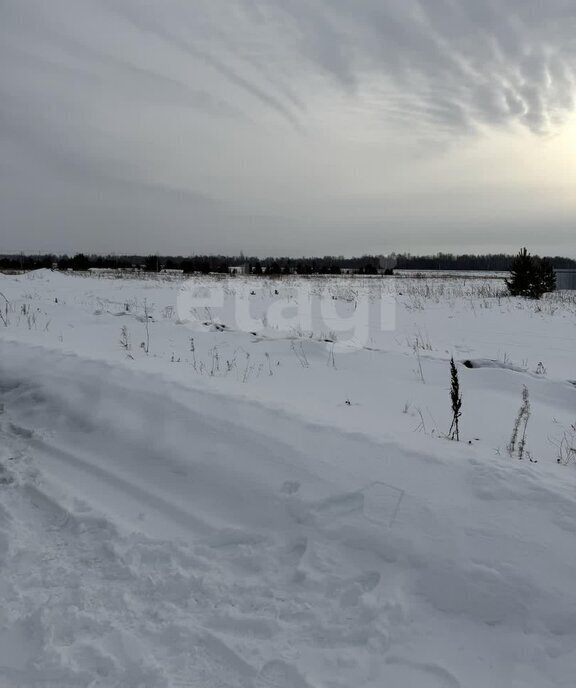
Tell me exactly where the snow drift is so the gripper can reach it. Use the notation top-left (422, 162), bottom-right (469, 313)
top-left (1, 341), bottom-right (576, 687)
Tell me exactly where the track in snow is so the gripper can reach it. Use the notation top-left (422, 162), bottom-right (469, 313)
top-left (1, 342), bottom-right (575, 687)
top-left (0, 345), bottom-right (419, 688)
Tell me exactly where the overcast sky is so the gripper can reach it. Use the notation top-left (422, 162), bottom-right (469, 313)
top-left (1, 0), bottom-right (575, 257)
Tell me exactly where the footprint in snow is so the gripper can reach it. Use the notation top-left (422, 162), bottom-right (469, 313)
top-left (257, 660), bottom-right (313, 688)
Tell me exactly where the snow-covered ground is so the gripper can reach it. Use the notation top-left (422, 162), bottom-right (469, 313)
top-left (0, 269), bottom-right (575, 687)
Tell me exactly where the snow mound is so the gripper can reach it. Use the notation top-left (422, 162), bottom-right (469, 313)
top-left (0, 341), bottom-right (575, 686)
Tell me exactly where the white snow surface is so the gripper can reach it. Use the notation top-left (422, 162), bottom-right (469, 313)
top-left (0, 270), bottom-right (575, 687)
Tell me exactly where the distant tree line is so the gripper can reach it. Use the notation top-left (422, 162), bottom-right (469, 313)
top-left (0, 252), bottom-right (574, 274)
top-left (395, 253), bottom-right (576, 271)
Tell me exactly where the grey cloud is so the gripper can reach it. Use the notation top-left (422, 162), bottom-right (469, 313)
top-left (5, 0), bottom-right (574, 138)
top-left (0, 94), bottom-right (219, 217)
top-left (99, 0), bottom-right (306, 132)
top-left (0, 5), bottom-right (250, 122)
top-left (266, 0), bottom-right (576, 134)
top-left (1, 0), bottom-right (575, 256)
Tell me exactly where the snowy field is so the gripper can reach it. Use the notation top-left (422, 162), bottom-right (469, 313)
top-left (0, 269), bottom-right (575, 688)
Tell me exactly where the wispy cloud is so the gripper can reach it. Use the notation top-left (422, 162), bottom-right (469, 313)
top-left (267, 0), bottom-right (576, 134)
top-left (0, 0), bottom-right (575, 254)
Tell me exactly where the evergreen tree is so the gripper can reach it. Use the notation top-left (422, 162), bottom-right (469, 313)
top-left (71, 253), bottom-right (90, 271)
top-left (506, 248), bottom-right (534, 296)
top-left (506, 248), bottom-right (555, 299)
top-left (536, 257), bottom-right (556, 294)
top-left (144, 255), bottom-right (160, 272)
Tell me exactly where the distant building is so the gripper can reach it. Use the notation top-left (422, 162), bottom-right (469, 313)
top-left (555, 269), bottom-right (576, 290)
top-left (341, 268), bottom-right (360, 275)
top-left (228, 265), bottom-right (248, 275)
